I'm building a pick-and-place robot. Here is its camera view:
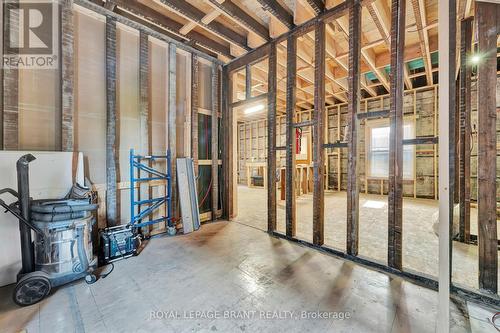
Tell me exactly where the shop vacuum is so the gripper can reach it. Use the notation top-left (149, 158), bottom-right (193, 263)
top-left (0, 154), bottom-right (98, 306)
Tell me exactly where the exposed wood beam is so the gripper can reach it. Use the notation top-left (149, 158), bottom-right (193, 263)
top-left (313, 22), bottom-right (326, 246)
top-left (191, 54), bottom-right (199, 177)
top-left (257, 0), bottom-right (295, 29)
top-left (105, 16), bottom-right (118, 227)
top-left (211, 64), bottom-right (219, 221)
top-left (459, 17), bottom-right (472, 243)
top-left (267, 42), bottom-right (278, 232)
top-left (168, 44), bottom-right (178, 220)
top-left (207, 0), bottom-right (269, 40)
top-left (388, 0), bottom-right (406, 270)
top-left (366, 0), bottom-right (412, 89)
top-left (61, 0), bottom-right (74, 151)
top-left (114, 1), bottom-right (232, 58)
top-left (158, 0), bottom-right (249, 49)
top-left (476, 0), bottom-right (498, 294)
top-left (305, 0), bottom-right (325, 14)
top-left (347, 0), bottom-right (361, 256)
top-left (285, 34), bottom-right (297, 238)
top-left (410, 0), bottom-right (433, 85)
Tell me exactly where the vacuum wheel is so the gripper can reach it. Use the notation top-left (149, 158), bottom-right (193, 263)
top-left (13, 272), bottom-right (51, 306)
top-left (85, 274), bottom-right (97, 284)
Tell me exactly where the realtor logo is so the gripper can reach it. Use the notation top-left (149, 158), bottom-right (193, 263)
top-left (2, 0), bottom-right (58, 69)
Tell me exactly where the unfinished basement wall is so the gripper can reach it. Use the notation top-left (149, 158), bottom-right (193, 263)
top-left (237, 82), bottom-right (500, 202)
top-left (1, 3), bottom-right (222, 229)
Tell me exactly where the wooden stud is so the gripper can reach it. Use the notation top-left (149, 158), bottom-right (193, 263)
top-left (388, 0), bottom-right (405, 270)
top-left (313, 22), bottom-right (326, 246)
top-left (346, 0), bottom-right (361, 256)
top-left (61, 0), bottom-right (74, 152)
top-left (191, 54), bottom-right (199, 177)
top-left (268, 42), bottom-right (278, 232)
top-left (105, 16), bottom-right (118, 227)
top-left (3, 0), bottom-right (19, 150)
top-left (448, 0), bottom-right (457, 277)
top-left (285, 35), bottom-right (297, 238)
top-left (211, 64), bottom-right (219, 220)
top-left (476, 1), bottom-right (498, 294)
top-left (139, 30), bottom-right (150, 233)
top-left (245, 64), bottom-right (252, 100)
top-left (221, 66), bottom-right (233, 219)
top-left (168, 44), bottom-right (178, 220)
top-left (459, 17), bottom-right (472, 243)
top-left (0, 1), bottom-right (2, 149)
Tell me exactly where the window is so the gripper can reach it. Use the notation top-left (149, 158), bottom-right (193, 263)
top-left (366, 121), bottom-right (415, 179)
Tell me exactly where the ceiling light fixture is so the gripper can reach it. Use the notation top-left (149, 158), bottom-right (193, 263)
top-left (244, 104), bottom-right (264, 114)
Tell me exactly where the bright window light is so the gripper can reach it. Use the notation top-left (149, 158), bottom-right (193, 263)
top-left (471, 54), bottom-right (481, 64)
top-left (244, 104), bottom-right (264, 114)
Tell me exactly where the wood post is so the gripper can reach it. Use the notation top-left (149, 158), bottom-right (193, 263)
top-left (168, 44), bottom-right (178, 220)
top-left (139, 30), bottom-right (150, 233)
top-left (267, 42), bottom-right (277, 232)
top-left (3, 1), bottom-right (19, 150)
top-left (388, 0), bottom-right (405, 270)
top-left (459, 17), bottom-right (472, 243)
top-left (211, 64), bottom-right (219, 220)
top-left (476, 0), bottom-right (498, 294)
top-left (191, 54), bottom-right (199, 177)
top-left (0, 1), bottom-right (3, 149)
top-left (221, 66), bottom-right (233, 220)
top-left (347, 0), bottom-right (361, 256)
top-left (61, 0), bottom-right (74, 152)
top-left (285, 35), bottom-right (297, 238)
top-left (245, 64), bottom-right (252, 100)
top-left (105, 16), bottom-right (118, 227)
top-left (448, 0), bottom-right (457, 256)
top-left (313, 22), bottom-right (325, 246)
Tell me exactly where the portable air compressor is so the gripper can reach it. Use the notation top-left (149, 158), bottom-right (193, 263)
top-left (99, 225), bottom-right (140, 264)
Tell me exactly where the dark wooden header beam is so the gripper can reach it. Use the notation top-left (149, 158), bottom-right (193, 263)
top-left (159, 0), bottom-right (249, 50)
top-left (306, 0), bottom-right (325, 14)
top-left (257, 0), bottom-right (295, 29)
top-left (225, 0), bottom-right (370, 73)
top-left (208, 0), bottom-right (269, 40)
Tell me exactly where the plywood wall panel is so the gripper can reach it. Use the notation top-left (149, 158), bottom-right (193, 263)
top-left (74, 10), bottom-right (106, 184)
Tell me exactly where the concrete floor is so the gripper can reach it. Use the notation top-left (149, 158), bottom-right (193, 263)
top-left (236, 185), bottom-right (500, 291)
top-left (0, 220), bottom-right (498, 333)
